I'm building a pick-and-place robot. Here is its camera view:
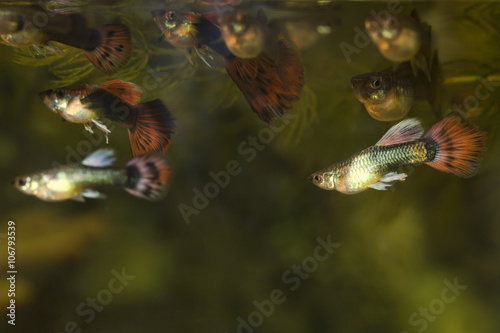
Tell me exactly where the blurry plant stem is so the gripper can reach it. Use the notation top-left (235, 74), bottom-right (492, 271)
top-left (443, 75), bottom-right (500, 85)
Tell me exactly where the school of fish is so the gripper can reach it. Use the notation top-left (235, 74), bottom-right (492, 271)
top-left (1, 2), bottom-right (487, 201)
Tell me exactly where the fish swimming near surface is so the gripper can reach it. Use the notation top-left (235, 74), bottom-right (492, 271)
top-left (11, 149), bottom-right (172, 202)
top-left (365, 9), bottom-right (429, 63)
top-left (308, 112), bottom-right (486, 194)
top-left (151, 8), bottom-right (305, 124)
top-left (39, 80), bottom-right (176, 157)
top-left (350, 58), bottom-right (440, 121)
top-left (0, 4), bottom-right (132, 74)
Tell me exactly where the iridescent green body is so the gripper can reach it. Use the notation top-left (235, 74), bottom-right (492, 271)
top-left (315, 139), bottom-right (434, 194)
top-left (16, 165), bottom-right (129, 201)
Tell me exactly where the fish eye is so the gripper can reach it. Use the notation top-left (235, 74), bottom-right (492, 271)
top-left (167, 12), bottom-right (175, 21)
top-left (17, 178), bottom-right (26, 186)
top-left (314, 175), bottom-right (323, 182)
top-left (56, 90), bottom-right (64, 99)
top-left (371, 79), bottom-right (381, 88)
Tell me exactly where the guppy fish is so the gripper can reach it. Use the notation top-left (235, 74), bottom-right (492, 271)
top-left (39, 80), bottom-right (176, 157)
top-left (11, 149), bottom-right (172, 202)
top-left (308, 112), bottom-right (486, 194)
top-left (365, 9), bottom-right (429, 63)
top-left (350, 59), bottom-right (439, 121)
top-left (0, 4), bottom-right (132, 74)
top-left (151, 9), bottom-right (305, 124)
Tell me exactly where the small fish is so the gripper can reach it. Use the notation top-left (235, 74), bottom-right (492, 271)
top-left (39, 80), bottom-right (176, 157)
top-left (11, 149), bottom-right (172, 202)
top-left (151, 9), bottom-right (305, 124)
top-left (0, 4), bottom-right (132, 74)
top-left (350, 59), bottom-right (440, 121)
top-left (308, 112), bottom-right (486, 194)
top-left (365, 10), bottom-right (429, 63)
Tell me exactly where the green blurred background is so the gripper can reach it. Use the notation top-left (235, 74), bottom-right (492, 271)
top-left (0, 0), bottom-right (499, 332)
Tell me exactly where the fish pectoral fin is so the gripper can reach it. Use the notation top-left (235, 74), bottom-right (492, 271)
top-left (91, 120), bottom-right (111, 144)
top-left (82, 189), bottom-right (107, 200)
top-left (194, 47), bottom-right (212, 67)
top-left (83, 123), bottom-right (94, 134)
top-left (71, 194), bottom-right (86, 202)
top-left (92, 120), bottom-right (111, 135)
top-left (369, 172), bottom-right (407, 191)
top-left (185, 49), bottom-right (195, 66)
top-left (380, 172), bottom-right (407, 182)
top-left (376, 118), bottom-right (424, 146)
top-left (82, 149), bottom-right (116, 167)
top-left (368, 182), bottom-right (392, 191)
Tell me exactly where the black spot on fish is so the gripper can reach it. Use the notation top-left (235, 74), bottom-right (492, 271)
top-left (108, 30), bottom-right (116, 37)
top-left (115, 47), bottom-right (122, 52)
top-left (146, 162), bottom-right (159, 180)
top-left (125, 166), bottom-right (140, 187)
top-left (104, 52), bottom-right (110, 58)
top-left (108, 60), bottom-right (114, 67)
top-left (97, 59), bottom-right (103, 67)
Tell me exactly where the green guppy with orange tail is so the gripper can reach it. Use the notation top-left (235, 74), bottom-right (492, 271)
top-left (308, 112), bottom-right (486, 194)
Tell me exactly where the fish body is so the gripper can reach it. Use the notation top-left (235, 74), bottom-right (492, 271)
top-left (11, 149), bottom-right (172, 202)
top-left (151, 9), bottom-right (305, 124)
top-left (308, 112), bottom-right (486, 194)
top-left (0, 4), bottom-right (132, 74)
top-left (39, 80), bottom-right (176, 157)
top-left (365, 10), bottom-right (428, 63)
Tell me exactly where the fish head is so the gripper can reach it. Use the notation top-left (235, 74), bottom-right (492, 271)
top-left (39, 88), bottom-right (74, 114)
top-left (11, 173), bottom-right (42, 197)
top-left (307, 172), bottom-right (336, 190)
top-left (365, 15), bottom-right (401, 44)
top-left (151, 9), bottom-right (201, 48)
top-left (350, 73), bottom-right (390, 104)
top-left (219, 11), bottom-right (265, 58)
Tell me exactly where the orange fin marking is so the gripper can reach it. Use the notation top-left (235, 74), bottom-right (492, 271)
top-left (83, 24), bottom-right (132, 75)
top-left (127, 100), bottom-right (176, 157)
top-left (100, 80), bottom-right (142, 105)
top-left (423, 111), bottom-right (486, 178)
top-left (223, 39), bottom-right (305, 124)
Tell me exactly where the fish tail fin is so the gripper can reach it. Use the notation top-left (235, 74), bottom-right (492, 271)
top-left (124, 153), bottom-right (172, 200)
top-left (223, 39), bottom-right (305, 124)
top-left (83, 24), bottom-right (132, 75)
top-left (423, 111), bottom-right (486, 177)
top-left (128, 100), bottom-right (176, 157)
top-left (274, 38), bottom-right (305, 94)
top-left (100, 80), bottom-right (143, 105)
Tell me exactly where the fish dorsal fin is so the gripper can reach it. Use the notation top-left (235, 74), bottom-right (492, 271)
top-left (81, 149), bottom-right (116, 167)
top-left (376, 118), bottom-right (424, 146)
top-left (100, 80), bottom-right (143, 106)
